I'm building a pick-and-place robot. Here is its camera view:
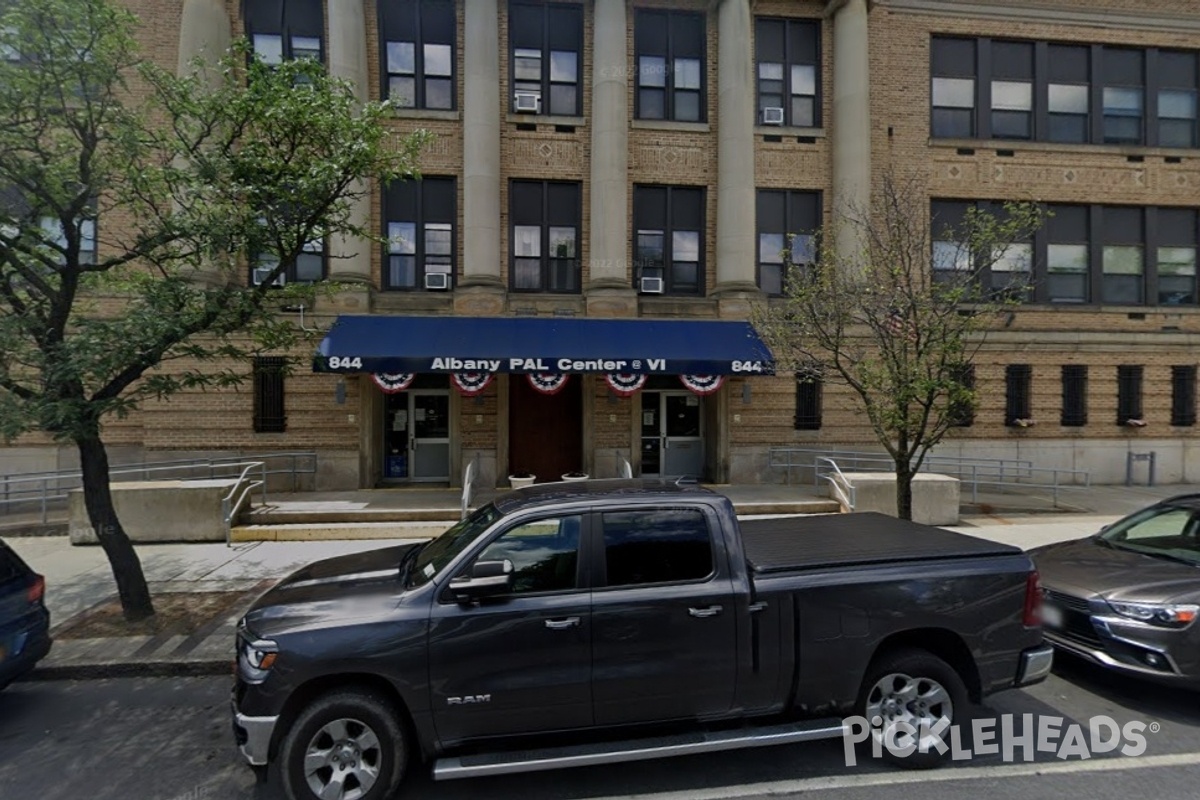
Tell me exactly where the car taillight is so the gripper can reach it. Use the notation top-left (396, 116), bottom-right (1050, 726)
top-left (28, 574), bottom-right (45, 604)
top-left (1023, 570), bottom-right (1042, 627)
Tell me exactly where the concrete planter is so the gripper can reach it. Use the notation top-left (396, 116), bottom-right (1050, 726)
top-left (508, 474), bottom-right (536, 489)
top-left (561, 473), bottom-right (589, 482)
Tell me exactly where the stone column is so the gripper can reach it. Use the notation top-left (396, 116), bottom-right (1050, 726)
top-left (177, 0), bottom-right (230, 79)
top-left (326, 0), bottom-right (373, 285)
top-left (714, 0), bottom-right (760, 308)
top-left (586, 0), bottom-right (635, 316)
top-left (459, 0), bottom-right (505, 311)
top-left (831, 0), bottom-right (872, 270)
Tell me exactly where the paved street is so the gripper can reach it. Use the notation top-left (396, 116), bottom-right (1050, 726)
top-left (3, 656), bottom-right (1199, 800)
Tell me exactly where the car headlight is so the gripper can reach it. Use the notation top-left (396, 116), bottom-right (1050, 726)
top-left (1106, 600), bottom-right (1199, 628)
top-left (240, 638), bottom-right (279, 681)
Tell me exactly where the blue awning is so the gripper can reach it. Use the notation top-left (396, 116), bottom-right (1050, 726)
top-left (314, 315), bottom-right (774, 375)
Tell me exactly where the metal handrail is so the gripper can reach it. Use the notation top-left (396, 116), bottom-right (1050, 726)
top-left (461, 458), bottom-right (477, 520)
top-left (620, 458), bottom-right (633, 479)
top-left (223, 462), bottom-right (268, 547)
top-left (1, 451), bottom-right (316, 523)
top-left (815, 456), bottom-right (856, 511)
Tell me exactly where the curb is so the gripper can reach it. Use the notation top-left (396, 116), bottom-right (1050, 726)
top-left (26, 658), bottom-right (233, 681)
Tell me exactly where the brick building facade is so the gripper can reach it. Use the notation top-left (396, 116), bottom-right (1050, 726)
top-left (5, 0), bottom-right (1200, 490)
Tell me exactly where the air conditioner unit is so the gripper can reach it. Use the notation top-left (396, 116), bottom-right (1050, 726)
top-left (639, 276), bottom-right (664, 294)
top-left (424, 272), bottom-right (451, 290)
top-left (252, 267), bottom-right (285, 287)
top-left (514, 91), bottom-right (542, 113)
top-left (761, 106), bottom-right (785, 126)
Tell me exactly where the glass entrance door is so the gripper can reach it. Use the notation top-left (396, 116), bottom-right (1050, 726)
top-left (640, 391), bottom-right (703, 479)
top-left (383, 391), bottom-right (450, 482)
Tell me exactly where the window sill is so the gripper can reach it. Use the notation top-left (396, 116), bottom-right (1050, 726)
top-left (631, 119), bottom-right (711, 134)
top-left (756, 126), bottom-right (826, 138)
top-left (929, 136), bottom-right (1196, 159)
top-left (390, 108), bottom-right (461, 121)
top-left (506, 114), bottom-right (586, 127)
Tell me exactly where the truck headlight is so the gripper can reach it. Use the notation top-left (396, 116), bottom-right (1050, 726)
top-left (240, 638), bottom-right (279, 681)
top-left (1106, 600), bottom-right (1199, 628)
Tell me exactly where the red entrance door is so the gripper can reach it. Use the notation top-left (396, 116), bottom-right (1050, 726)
top-left (508, 375), bottom-right (583, 482)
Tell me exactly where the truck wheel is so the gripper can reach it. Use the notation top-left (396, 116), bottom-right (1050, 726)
top-left (278, 689), bottom-right (408, 800)
top-left (858, 648), bottom-right (966, 770)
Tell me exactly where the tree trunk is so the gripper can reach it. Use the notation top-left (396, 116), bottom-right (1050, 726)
top-left (76, 434), bottom-right (155, 621)
top-left (895, 461), bottom-right (914, 521)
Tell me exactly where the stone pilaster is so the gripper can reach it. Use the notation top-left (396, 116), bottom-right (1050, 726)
top-left (586, 0), bottom-right (636, 316)
top-left (831, 0), bottom-right (872, 269)
top-left (326, 0), bottom-right (373, 285)
top-left (461, 0), bottom-right (505, 301)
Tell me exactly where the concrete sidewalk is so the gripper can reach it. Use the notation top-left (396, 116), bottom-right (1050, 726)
top-left (3, 481), bottom-right (1194, 681)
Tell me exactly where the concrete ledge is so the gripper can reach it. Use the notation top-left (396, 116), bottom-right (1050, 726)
top-left (231, 522), bottom-right (447, 542)
top-left (838, 472), bottom-right (961, 526)
top-left (69, 479), bottom-right (242, 544)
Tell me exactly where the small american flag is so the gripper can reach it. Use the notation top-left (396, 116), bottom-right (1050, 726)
top-left (884, 307), bottom-right (917, 342)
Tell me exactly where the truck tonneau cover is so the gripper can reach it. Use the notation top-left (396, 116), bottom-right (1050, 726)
top-left (741, 512), bottom-right (1021, 574)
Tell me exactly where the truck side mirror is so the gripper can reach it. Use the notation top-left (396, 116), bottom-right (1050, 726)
top-left (450, 559), bottom-right (514, 603)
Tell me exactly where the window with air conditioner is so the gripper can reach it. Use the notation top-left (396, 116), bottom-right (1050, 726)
top-left (755, 17), bottom-right (820, 128)
top-left (639, 276), bottom-right (664, 294)
top-left (510, 2), bottom-right (581, 116)
top-left (514, 91), bottom-right (541, 113)
top-left (384, 176), bottom-right (456, 291)
top-left (633, 186), bottom-right (705, 296)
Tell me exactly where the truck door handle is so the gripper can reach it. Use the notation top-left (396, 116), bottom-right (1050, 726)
top-left (545, 617), bottom-right (580, 630)
top-left (688, 605), bottom-right (723, 618)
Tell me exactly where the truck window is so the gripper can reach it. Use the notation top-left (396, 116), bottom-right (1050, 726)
top-left (475, 515), bottom-right (582, 594)
top-left (601, 509), bottom-right (713, 587)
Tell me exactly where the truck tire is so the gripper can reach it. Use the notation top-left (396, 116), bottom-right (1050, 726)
top-left (857, 648), bottom-right (967, 770)
top-left (278, 689), bottom-right (408, 800)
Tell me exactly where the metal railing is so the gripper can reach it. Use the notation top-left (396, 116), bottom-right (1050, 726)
top-left (461, 458), bottom-right (477, 520)
top-left (223, 462), bottom-right (269, 547)
top-left (816, 457), bottom-right (856, 511)
top-left (1, 451), bottom-right (318, 523)
top-left (620, 457), bottom-right (633, 479)
top-left (772, 447), bottom-right (1091, 505)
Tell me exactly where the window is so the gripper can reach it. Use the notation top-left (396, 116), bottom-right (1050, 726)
top-left (634, 186), bottom-right (705, 295)
top-left (794, 369), bottom-right (823, 430)
top-left (948, 364), bottom-right (975, 427)
top-left (510, 181), bottom-right (580, 292)
top-left (252, 356), bottom-right (287, 433)
top-left (510, 2), bottom-right (582, 116)
top-left (1117, 365), bottom-right (1144, 424)
top-left (931, 37), bottom-right (976, 138)
top-left (380, 0), bottom-right (454, 110)
top-left (756, 189), bottom-right (820, 295)
top-left (1172, 366), bottom-right (1197, 427)
top-left (755, 18), bottom-right (820, 127)
top-left (635, 10), bottom-right (706, 122)
top-left (244, 0), bottom-right (324, 65)
top-left (930, 200), bottom-right (973, 286)
top-left (1005, 364), bottom-right (1032, 426)
top-left (1045, 205), bottom-right (1090, 304)
top-left (1102, 207), bottom-right (1144, 304)
top-left (251, 236), bottom-right (324, 286)
top-left (1102, 48), bottom-right (1144, 144)
top-left (384, 176), bottom-right (455, 290)
top-left (991, 41), bottom-right (1033, 139)
top-left (475, 515), bottom-right (581, 594)
top-left (1159, 51), bottom-right (1198, 148)
top-left (39, 215), bottom-right (96, 266)
top-left (1061, 365), bottom-right (1088, 427)
top-left (1158, 209), bottom-right (1197, 304)
top-left (601, 508), bottom-right (713, 587)
top-left (1048, 44), bottom-right (1090, 143)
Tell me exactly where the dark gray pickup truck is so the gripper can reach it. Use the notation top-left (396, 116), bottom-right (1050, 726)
top-left (231, 480), bottom-right (1052, 800)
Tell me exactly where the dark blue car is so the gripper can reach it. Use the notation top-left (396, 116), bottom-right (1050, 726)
top-left (0, 539), bottom-right (51, 690)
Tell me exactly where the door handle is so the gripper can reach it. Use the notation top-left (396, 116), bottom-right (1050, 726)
top-left (688, 605), bottom-right (723, 618)
top-left (545, 617), bottom-right (581, 630)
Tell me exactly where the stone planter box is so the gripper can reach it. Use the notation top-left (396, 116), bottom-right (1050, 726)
top-left (68, 479), bottom-right (243, 544)
top-left (561, 473), bottom-right (589, 482)
top-left (833, 472), bottom-right (961, 526)
top-left (508, 475), bottom-right (536, 489)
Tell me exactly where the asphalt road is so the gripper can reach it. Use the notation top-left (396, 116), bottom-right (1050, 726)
top-left (2, 656), bottom-right (1200, 800)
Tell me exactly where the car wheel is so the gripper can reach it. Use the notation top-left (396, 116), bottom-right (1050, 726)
top-left (857, 648), bottom-right (967, 769)
top-left (278, 689), bottom-right (408, 800)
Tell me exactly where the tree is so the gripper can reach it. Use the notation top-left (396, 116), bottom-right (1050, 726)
top-left (752, 173), bottom-right (1044, 520)
top-left (0, 0), bottom-right (428, 620)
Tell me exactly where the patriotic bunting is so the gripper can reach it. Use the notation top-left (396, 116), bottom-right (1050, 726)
top-left (527, 373), bottom-right (569, 395)
top-left (680, 374), bottom-right (724, 395)
top-left (605, 373), bottom-right (647, 396)
top-left (370, 373), bottom-right (415, 393)
top-left (451, 372), bottom-right (494, 395)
